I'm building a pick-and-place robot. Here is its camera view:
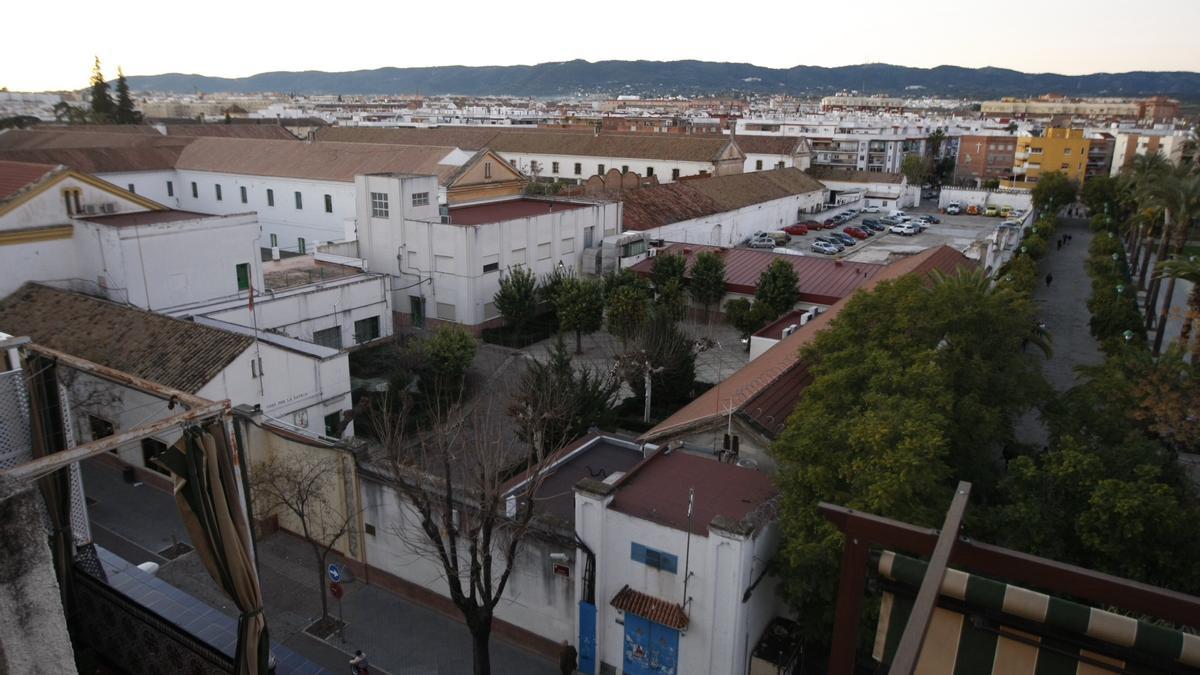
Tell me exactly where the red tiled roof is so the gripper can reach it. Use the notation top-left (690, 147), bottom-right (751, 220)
top-left (448, 198), bottom-right (587, 226)
top-left (611, 585), bottom-right (689, 631)
top-left (629, 243), bottom-right (883, 306)
top-left (641, 246), bottom-right (977, 442)
top-left (609, 450), bottom-right (776, 537)
top-left (0, 160), bottom-right (59, 201)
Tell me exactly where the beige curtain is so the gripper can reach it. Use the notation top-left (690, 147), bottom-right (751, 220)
top-left (161, 422), bottom-right (270, 675)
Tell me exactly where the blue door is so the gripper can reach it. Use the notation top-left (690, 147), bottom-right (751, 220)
top-left (579, 601), bottom-right (597, 675)
top-left (623, 613), bottom-right (679, 675)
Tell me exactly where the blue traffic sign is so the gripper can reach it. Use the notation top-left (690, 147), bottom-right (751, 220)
top-left (328, 563), bottom-right (341, 582)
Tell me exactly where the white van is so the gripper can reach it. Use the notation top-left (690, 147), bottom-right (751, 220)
top-left (888, 210), bottom-right (909, 221)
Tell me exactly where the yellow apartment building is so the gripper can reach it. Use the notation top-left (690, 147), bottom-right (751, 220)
top-left (1005, 128), bottom-right (1090, 188)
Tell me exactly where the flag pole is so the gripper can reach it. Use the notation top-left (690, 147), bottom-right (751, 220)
top-left (682, 487), bottom-right (694, 611)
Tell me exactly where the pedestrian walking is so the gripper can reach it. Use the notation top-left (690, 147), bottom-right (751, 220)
top-left (1057, 239), bottom-right (1062, 251)
top-left (559, 640), bottom-right (579, 675)
top-left (1045, 273), bottom-right (1053, 287)
top-left (1068, 234), bottom-right (1073, 244)
top-left (350, 649), bottom-right (370, 675)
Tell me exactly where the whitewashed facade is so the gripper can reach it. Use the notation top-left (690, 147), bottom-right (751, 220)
top-left (356, 174), bottom-right (621, 327)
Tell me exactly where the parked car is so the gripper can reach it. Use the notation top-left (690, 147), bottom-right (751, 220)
top-left (747, 235), bottom-right (776, 248)
top-left (799, 220), bottom-right (821, 229)
top-left (811, 240), bottom-right (839, 255)
top-left (822, 218), bottom-right (837, 228)
top-left (984, 205), bottom-right (999, 217)
top-left (945, 203), bottom-right (962, 215)
top-left (1010, 209), bottom-right (1026, 219)
top-left (783, 224), bottom-right (809, 236)
top-left (910, 220), bottom-right (928, 232)
top-left (888, 210), bottom-right (908, 220)
top-left (863, 205), bottom-right (881, 213)
top-left (966, 204), bottom-right (981, 215)
top-left (889, 223), bottom-right (918, 236)
top-left (880, 216), bottom-right (900, 226)
top-left (919, 215), bottom-right (940, 224)
top-left (843, 226), bottom-right (869, 239)
top-left (762, 230), bottom-right (791, 244)
top-left (830, 232), bottom-right (857, 246)
top-left (861, 219), bottom-right (883, 232)
top-left (816, 236), bottom-right (845, 252)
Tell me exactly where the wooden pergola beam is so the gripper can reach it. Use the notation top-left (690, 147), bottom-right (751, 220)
top-left (889, 481), bottom-right (971, 674)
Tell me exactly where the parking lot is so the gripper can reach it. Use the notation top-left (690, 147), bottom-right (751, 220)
top-left (757, 201), bottom-right (1018, 264)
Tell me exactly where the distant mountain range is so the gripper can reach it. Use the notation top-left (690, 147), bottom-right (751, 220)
top-left (123, 60), bottom-right (1200, 99)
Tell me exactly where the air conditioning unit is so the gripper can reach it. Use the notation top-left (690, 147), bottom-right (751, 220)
top-left (781, 324), bottom-right (799, 338)
top-left (100, 202), bottom-right (118, 214)
top-left (83, 204), bottom-right (99, 215)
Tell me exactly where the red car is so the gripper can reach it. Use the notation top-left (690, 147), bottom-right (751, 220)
top-left (799, 220), bottom-right (821, 229)
top-left (843, 226), bottom-right (869, 239)
top-left (822, 218), bottom-right (836, 228)
top-left (783, 224), bottom-right (809, 236)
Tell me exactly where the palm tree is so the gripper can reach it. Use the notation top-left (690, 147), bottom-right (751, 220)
top-left (1119, 153), bottom-right (1170, 281)
top-left (1142, 169), bottom-right (1200, 356)
top-left (1156, 256), bottom-right (1200, 359)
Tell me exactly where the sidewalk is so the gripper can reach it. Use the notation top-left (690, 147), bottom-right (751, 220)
top-left (81, 458), bottom-right (558, 675)
top-left (1014, 218), bottom-right (1105, 447)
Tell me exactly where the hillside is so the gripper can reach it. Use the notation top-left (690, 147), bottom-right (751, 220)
top-left (123, 60), bottom-right (1200, 99)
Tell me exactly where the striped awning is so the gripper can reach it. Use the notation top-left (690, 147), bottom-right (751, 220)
top-left (873, 550), bottom-right (1200, 674)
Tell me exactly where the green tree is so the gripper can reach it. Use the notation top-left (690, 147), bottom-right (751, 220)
top-left (926, 129), bottom-right (946, 158)
top-left (688, 251), bottom-right (726, 323)
top-left (649, 252), bottom-right (686, 294)
top-left (620, 312), bottom-right (697, 414)
top-left (114, 67), bottom-right (141, 125)
top-left (654, 278), bottom-right (687, 322)
top-left (771, 270), bottom-right (1049, 643)
top-left (606, 284), bottom-right (649, 347)
top-left (900, 154), bottom-right (929, 186)
top-left (602, 267), bottom-right (648, 299)
top-left (754, 259), bottom-right (800, 318)
top-left (493, 266), bottom-right (538, 337)
top-left (509, 335), bottom-right (620, 452)
top-left (724, 297), bottom-right (775, 346)
top-left (554, 276), bottom-right (604, 354)
top-left (1141, 170), bottom-right (1200, 355)
top-left (88, 56), bottom-right (114, 122)
top-left (1080, 175), bottom-right (1119, 217)
top-left (1030, 170), bottom-right (1077, 216)
top-left (421, 325), bottom-right (477, 405)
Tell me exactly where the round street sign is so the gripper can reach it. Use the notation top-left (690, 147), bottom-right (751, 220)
top-left (330, 581), bottom-right (344, 600)
top-left (328, 563), bottom-right (341, 583)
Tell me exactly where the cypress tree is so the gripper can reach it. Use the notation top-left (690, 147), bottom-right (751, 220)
top-left (114, 67), bottom-right (141, 125)
top-left (89, 57), bottom-right (114, 122)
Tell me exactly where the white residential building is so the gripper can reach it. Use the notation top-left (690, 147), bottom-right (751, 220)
top-left (356, 173), bottom-right (621, 328)
top-left (574, 447), bottom-right (782, 675)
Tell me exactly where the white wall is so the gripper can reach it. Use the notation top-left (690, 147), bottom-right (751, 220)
top-left (498, 151), bottom-right (714, 184)
top-left (195, 274), bottom-right (392, 348)
top-left (360, 174), bottom-right (622, 326)
top-left (359, 476), bottom-right (576, 642)
top-left (96, 170), bottom-right (177, 206)
top-left (742, 153), bottom-right (793, 173)
top-left (1, 174), bottom-right (153, 231)
top-left (938, 187), bottom-right (1033, 211)
top-left (72, 213), bottom-right (263, 311)
top-left (171, 170), bottom-right (357, 249)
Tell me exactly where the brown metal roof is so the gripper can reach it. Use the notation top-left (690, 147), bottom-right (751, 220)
top-left (447, 198), bottom-right (587, 226)
top-left (734, 135), bottom-right (806, 156)
top-left (629, 243), bottom-right (882, 306)
top-left (0, 283), bottom-right (252, 393)
top-left (0, 146), bottom-right (187, 173)
top-left (319, 126), bottom-right (740, 163)
top-left (641, 246), bottom-right (977, 442)
top-left (174, 137), bottom-right (468, 184)
top-left (609, 450), bottom-right (776, 537)
top-left (162, 125), bottom-right (297, 140)
top-left (78, 210), bottom-right (213, 227)
top-left (0, 129), bottom-right (191, 150)
top-left (611, 585), bottom-right (690, 631)
top-left (621, 168), bottom-right (825, 231)
top-left (0, 160), bottom-right (59, 201)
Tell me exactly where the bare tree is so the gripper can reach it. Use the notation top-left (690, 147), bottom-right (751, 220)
top-left (369, 392), bottom-right (564, 675)
top-left (250, 454), bottom-right (357, 628)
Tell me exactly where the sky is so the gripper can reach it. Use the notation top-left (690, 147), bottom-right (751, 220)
top-left (4, 0), bottom-right (1199, 91)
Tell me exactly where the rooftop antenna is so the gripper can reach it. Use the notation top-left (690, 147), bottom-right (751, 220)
top-left (682, 487), bottom-right (695, 610)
